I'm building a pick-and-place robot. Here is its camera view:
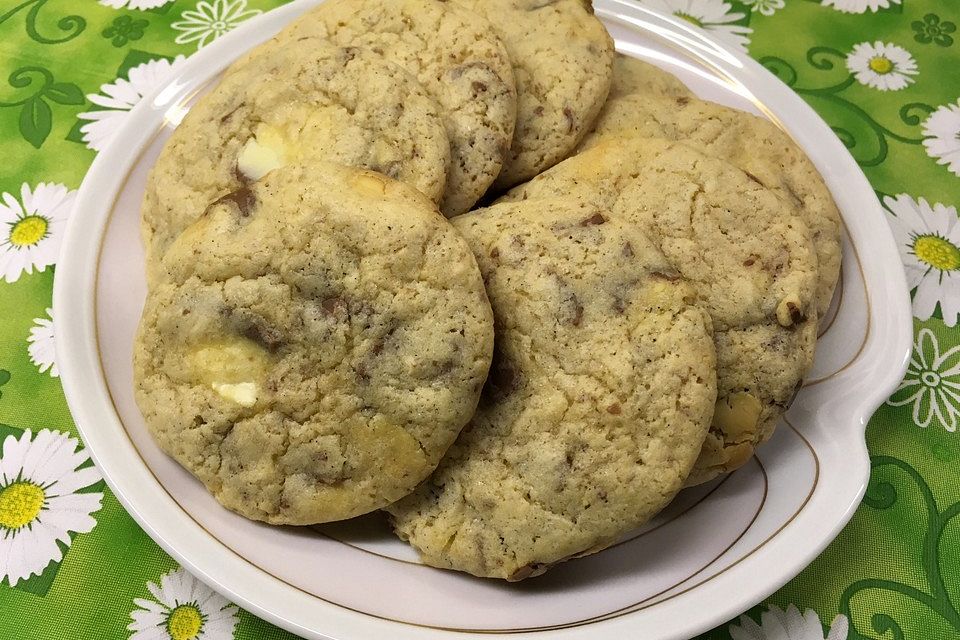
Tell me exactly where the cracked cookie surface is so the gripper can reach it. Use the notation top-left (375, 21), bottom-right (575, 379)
top-left (142, 37), bottom-right (449, 275)
top-left (134, 162), bottom-right (494, 525)
top-left (274, 0), bottom-right (516, 216)
top-left (387, 197), bottom-right (716, 580)
top-left (502, 138), bottom-right (819, 484)
top-left (577, 92), bottom-right (842, 317)
top-left (454, 0), bottom-right (614, 189)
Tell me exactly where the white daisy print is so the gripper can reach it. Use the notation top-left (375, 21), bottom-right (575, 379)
top-left (0, 182), bottom-right (75, 284)
top-left (171, 0), bottom-right (262, 50)
top-left (27, 308), bottom-right (58, 378)
top-left (0, 429), bottom-right (103, 586)
top-left (730, 604), bottom-right (849, 640)
top-left (820, 0), bottom-right (900, 13)
top-left (77, 55), bottom-right (188, 153)
top-left (883, 194), bottom-right (960, 325)
top-left (128, 567), bottom-right (239, 640)
top-left (923, 100), bottom-right (960, 177)
top-left (743, 0), bottom-right (785, 17)
top-left (888, 328), bottom-right (960, 432)
top-left (846, 41), bottom-right (918, 92)
top-left (98, 0), bottom-right (173, 10)
top-left (639, 0), bottom-right (752, 51)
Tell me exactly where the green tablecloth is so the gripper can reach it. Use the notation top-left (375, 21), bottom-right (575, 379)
top-left (0, 0), bottom-right (958, 638)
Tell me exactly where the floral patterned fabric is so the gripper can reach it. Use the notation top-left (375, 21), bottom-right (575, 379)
top-left (0, 0), bottom-right (957, 638)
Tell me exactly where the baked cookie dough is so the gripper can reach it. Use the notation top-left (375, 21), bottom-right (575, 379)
top-left (388, 197), bottom-right (717, 579)
top-left (502, 138), bottom-right (819, 484)
top-left (274, 0), bottom-right (516, 216)
top-left (578, 93), bottom-right (841, 316)
top-left (609, 53), bottom-right (691, 99)
top-left (142, 37), bottom-right (449, 272)
top-left (134, 162), bottom-right (494, 525)
top-left (455, 0), bottom-right (614, 189)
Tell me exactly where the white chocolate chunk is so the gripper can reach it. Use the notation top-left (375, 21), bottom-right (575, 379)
top-left (237, 135), bottom-right (285, 181)
top-left (211, 381), bottom-right (258, 407)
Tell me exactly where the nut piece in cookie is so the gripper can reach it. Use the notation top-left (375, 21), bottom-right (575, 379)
top-left (134, 162), bottom-right (494, 525)
top-left (387, 197), bottom-right (716, 580)
top-left (500, 137), bottom-right (820, 484)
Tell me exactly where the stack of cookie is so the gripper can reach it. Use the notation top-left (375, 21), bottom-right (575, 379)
top-left (133, 0), bottom-right (841, 581)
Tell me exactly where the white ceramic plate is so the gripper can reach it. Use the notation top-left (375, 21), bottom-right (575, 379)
top-left (54, 1), bottom-right (914, 638)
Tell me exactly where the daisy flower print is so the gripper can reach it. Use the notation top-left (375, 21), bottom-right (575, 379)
top-left (128, 568), bottom-right (239, 640)
top-left (171, 0), bottom-right (262, 50)
top-left (821, 0), bottom-right (900, 13)
top-left (729, 604), bottom-right (850, 640)
top-left (27, 308), bottom-right (58, 378)
top-left (639, 0), bottom-right (752, 51)
top-left (0, 429), bottom-right (103, 586)
top-left (846, 41), bottom-right (918, 91)
top-left (0, 182), bottom-right (75, 284)
top-left (888, 328), bottom-right (960, 432)
top-left (884, 194), bottom-right (960, 325)
top-left (923, 99), bottom-right (960, 177)
top-left (77, 56), bottom-right (188, 153)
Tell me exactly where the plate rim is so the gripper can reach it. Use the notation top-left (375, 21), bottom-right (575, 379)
top-left (53, 1), bottom-right (913, 639)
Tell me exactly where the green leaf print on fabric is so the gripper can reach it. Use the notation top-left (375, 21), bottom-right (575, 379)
top-left (840, 456), bottom-right (960, 640)
top-left (912, 13), bottom-right (955, 47)
top-left (0, 0), bottom-right (86, 45)
top-left (759, 49), bottom-right (933, 166)
top-left (19, 96), bottom-right (51, 149)
top-left (0, 67), bottom-right (85, 149)
top-left (101, 14), bottom-right (149, 47)
top-left (0, 371), bottom-right (9, 400)
top-left (44, 83), bottom-right (84, 106)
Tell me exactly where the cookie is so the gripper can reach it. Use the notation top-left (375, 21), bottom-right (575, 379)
top-left (134, 162), bottom-right (494, 525)
top-left (578, 93), bottom-right (842, 317)
top-left (271, 0), bottom-right (516, 217)
top-left (502, 138), bottom-right (819, 484)
top-left (609, 54), bottom-right (691, 99)
top-left (387, 197), bottom-right (717, 580)
top-left (142, 38), bottom-right (449, 272)
top-left (454, 0), bottom-right (614, 189)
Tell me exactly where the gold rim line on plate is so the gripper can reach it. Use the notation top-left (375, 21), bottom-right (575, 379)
top-left (315, 470), bottom-right (737, 567)
top-left (803, 220), bottom-right (871, 387)
top-left (90, 35), bottom-right (837, 634)
top-left (576, 417), bottom-right (820, 628)
top-left (818, 275), bottom-right (843, 339)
